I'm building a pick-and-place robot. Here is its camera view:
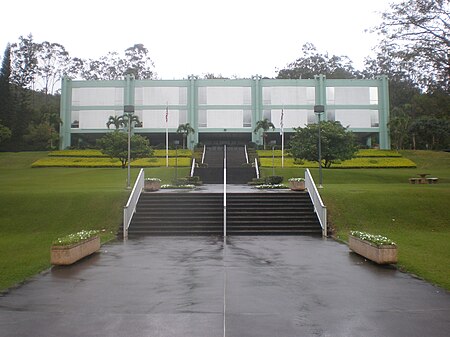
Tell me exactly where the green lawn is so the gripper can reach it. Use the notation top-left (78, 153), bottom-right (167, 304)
top-left (1, 150), bottom-right (449, 291)
top-left (262, 150), bottom-right (450, 290)
top-left (0, 152), bottom-right (188, 291)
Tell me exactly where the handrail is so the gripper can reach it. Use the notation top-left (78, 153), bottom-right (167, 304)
top-left (223, 145), bottom-right (227, 237)
top-left (254, 158), bottom-right (260, 179)
top-left (202, 144), bottom-right (206, 164)
top-left (305, 168), bottom-right (327, 237)
top-left (190, 158), bottom-right (196, 177)
top-left (123, 168), bottom-right (145, 239)
top-left (244, 145), bottom-right (249, 164)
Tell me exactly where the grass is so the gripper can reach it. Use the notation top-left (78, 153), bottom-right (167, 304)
top-left (0, 152), bottom-right (189, 291)
top-left (261, 150), bottom-right (450, 290)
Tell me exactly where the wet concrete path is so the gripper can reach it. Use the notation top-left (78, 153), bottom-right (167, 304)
top-left (0, 236), bottom-right (449, 337)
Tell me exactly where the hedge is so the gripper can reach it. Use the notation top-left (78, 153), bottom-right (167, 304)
top-left (32, 157), bottom-right (192, 168)
top-left (257, 149), bottom-right (402, 158)
top-left (259, 157), bottom-right (416, 168)
top-left (49, 149), bottom-right (193, 158)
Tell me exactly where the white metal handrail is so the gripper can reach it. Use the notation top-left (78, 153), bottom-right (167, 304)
top-left (202, 144), bottom-right (206, 164)
top-left (254, 158), bottom-right (260, 179)
top-left (123, 168), bottom-right (145, 239)
top-left (190, 158), bottom-right (196, 177)
top-left (305, 168), bottom-right (327, 237)
top-left (223, 145), bottom-right (227, 237)
top-left (244, 145), bottom-right (249, 164)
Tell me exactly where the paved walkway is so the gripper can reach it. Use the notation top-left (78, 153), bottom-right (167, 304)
top-left (0, 236), bottom-right (449, 337)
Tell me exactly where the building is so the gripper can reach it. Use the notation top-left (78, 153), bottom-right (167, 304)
top-left (59, 75), bottom-right (390, 149)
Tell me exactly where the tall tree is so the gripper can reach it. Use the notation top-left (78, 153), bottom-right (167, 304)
top-left (123, 44), bottom-right (155, 79)
top-left (371, 0), bottom-right (450, 92)
top-left (10, 34), bottom-right (38, 89)
top-left (277, 43), bottom-right (359, 79)
top-left (176, 123), bottom-right (195, 149)
top-left (36, 41), bottom-right (71, 95)
top-left (0, 44), bottom-right (13, 129)
top-left (254, 118), bottom-right (275, 149)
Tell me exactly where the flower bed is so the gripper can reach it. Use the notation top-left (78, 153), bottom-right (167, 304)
top-left (349, 231), bottom-right (397, 264)
top-left (51, 230), bottom-right (100, 265)
top-left (144, 178), bottom-right (161, 191)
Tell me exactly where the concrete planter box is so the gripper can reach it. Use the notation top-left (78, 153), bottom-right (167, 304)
top-left (289, 180), bottom-right (305, 191)
top-left (51, 236), bottom-right (100, 265)
top-left (144, 180), bottom-right (161, 192)
top-left (349, 235), bottom-right (397, 264)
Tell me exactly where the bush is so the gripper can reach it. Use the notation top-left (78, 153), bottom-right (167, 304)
top-left (266, 175), bottom-right (284, 184)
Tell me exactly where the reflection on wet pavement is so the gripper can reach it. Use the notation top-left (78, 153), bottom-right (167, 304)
top-left (0, 236), bottom-right (449, 337)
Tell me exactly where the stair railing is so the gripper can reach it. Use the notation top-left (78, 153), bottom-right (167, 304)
top-left (223, 144), bottom-right (227, 237)
top-left (244, 145), bottom-right (249, 164)
top-left (190, 158), bottom-right (196, 177)
top-left (254, 157), bottom-right (260, 179)
top-left (201, 144), bottom-right (206, 164)
top-left (123, 168), bottom-right (145, 239)
top-left (305, 169), bottom-right (327, 237)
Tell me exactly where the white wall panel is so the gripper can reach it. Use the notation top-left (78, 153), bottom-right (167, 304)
top-left (207, 110), bottom-right (243, 128)
top-left (335, 110), bottom-right (372, 128)
top-left (142, 109), bottom-right (180, 128)
top-left (79, 110), bottom-right (113, 129)
top-left (271, 109), bottom-right (308, 129)
top-left (72, 88), bottom-right (123, 106)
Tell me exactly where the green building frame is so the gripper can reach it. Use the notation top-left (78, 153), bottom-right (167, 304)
top-left (60, 75), bottom-right (390, 149)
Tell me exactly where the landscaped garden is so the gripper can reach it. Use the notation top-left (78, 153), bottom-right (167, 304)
top-left (261, 150), bottom-right (450, 290)
top-left (0, 149), bottom-right (449, 292)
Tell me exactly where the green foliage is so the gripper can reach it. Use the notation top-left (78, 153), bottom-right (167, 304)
top-left (49, 149), bottom-right (107, 157)
top-left (355, 149), bottom-right (401, 157)
top-left (97, 131), bottom-right (152, 168)
top-left (176, 123), bottom-right (195, 149)
top-left (290, 121), bottom-right (358, 168)
top-left (22, 122), bottom-right (59, 150)
top-left (32, 157), bottom-right (191, 168)
top-left (254, 118), bottom-right (275, 150)
top-left (52, 230), bottom-right (99, 246)
top-left (350, 231), bottom-right (396, 247)
top-left (0, 124), bottom-right (12, 144)
top-left (153, 149), bottom-right (193, 157)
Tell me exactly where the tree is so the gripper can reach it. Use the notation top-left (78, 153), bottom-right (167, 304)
top-left (106, 115), bottom-right (125, 129)
top-left (289, 121), bottom-right (358, 168)
top-left (97, 131), bottom-right (152, 168)
top-left (388, 105), bottom-right (412, 150)
top-left (176, 123), bottom-right (195, 149)
top-left (10, 34), bottom-right (38, 89)
top-left (409, 117), bottom-right (450, 150)
top-left (0, 44), bottom-right (13, 130)
top-left (277, 43), bottom-right (359, 79)
top-left (253, 118), bottom-right (275, 149)
top-left (371, 0), bottom-right (450, 92)
top-left (22, 122), bottom-right (58, 149)
top-left (123, 44), bottom-right (155, 79)
top-left (0, 124), bottom-right (11, 145)
top-left (35, 41), bottom-right (71, 96)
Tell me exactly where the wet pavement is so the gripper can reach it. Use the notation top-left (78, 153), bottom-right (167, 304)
top-left (0, 236), bottom-right (449, 337)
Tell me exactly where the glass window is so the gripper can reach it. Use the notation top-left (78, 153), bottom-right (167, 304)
top-left (262, 87), bottom-right (315, 105)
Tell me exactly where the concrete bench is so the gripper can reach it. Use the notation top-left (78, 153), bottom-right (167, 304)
top-left (426, 177), bottom-right (438, 184)
top-left (409, 178), bottom-right (421, 184)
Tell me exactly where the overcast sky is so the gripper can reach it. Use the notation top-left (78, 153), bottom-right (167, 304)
top-left (1, 0), bottom-right (398, 79)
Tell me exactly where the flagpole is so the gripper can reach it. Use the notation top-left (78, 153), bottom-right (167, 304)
top-left (165, 103), bottom-right (169, 168)
top-left (281, 106), bottom-right (284, 168)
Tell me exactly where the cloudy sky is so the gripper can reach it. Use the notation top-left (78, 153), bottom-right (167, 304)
top-left (1, 0), bottom-right (398, 79)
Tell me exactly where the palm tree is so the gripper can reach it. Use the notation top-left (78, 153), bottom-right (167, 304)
top-left (106, 115), bottom-right (125, 129)
top-left (254, 118), bottom-right (275, 149)
top-left (176, 123), bottom-right (195, 149)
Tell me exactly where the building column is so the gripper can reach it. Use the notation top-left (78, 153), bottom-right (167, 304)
top-left (188, 76), bottom-right (198, 149)
top-left (378, 75), bottom-right (391, 149)
top-left (59, 76), bottom-right (72, 149)
top-left (251, 75), bottom-right (262, 144)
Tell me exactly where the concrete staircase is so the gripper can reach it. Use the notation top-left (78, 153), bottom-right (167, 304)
top-left (194, 146), bottom-right (255, 184)
top-left (126, 191), bottom-right (322, 236)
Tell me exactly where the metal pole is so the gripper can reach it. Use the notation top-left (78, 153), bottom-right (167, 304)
top-left (272, 145), bottom-right (275, 176)
top-left (318, 113), bottom-right (323, 188)
top-left (127, 115), bottom-right (131, 189)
